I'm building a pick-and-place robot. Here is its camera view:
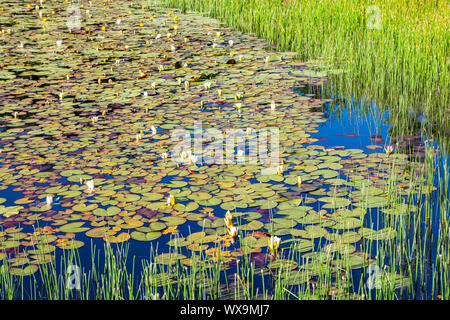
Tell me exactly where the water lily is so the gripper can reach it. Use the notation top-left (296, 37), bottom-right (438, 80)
top-left (151, 81), bottom-right (156, 90)
top-left (143, 91), bottom-right (148, 97)
top-left (235, 102), bottom-right (242, 110)
top-left (166, 194), bottom-right (176, 207)
top-left (297, 176), bottom-right (303, 187)
top-left (184, 80), bottom-right (189, 90)
top-left (58, 92), bottom-right (64, 100)
top-left (46, 195), bottom-right (53, 207)
top-left (189, 154), bottom-right (198, 165)
top-left (224, 210), bottom-right (233, 228)
top-left (237, 148), bottom-right (245, 157)
top-left (246, 127), bottom-right (252, 136)
top-left (86, 180), bottom-right (95, 192)
top-left (151, 125), bottom-right (157, 135)
top-left (91, 116), bottom-right (98, 124)
top-left (13, 111), bottom-right (18, 119)
top-left (270, 99), bottom-right (276, 111)
top-left (228, 40), bottom-right (234, 47)
top-left (204, 81), bottom-right (212, 90)
top-left (212, 43), bottom-right (217, 49)
top-left (238, 55), bottom-right (243, 62)
top-left (136, 133), bottom-right (142, 143)
top-left (177, 78), bottom-right (182, 85)
top-left (228, 226), bottom-right (238, 243)
top-left (158, 65), bottom-right (164, 72)
top-left (116, 18), bottom-right (121, 25)
top-left (183, 37), bottom-right (188, 43)
top-left (277, 165), bottom-right (284, 175)
top-left (170, 44), bottom-right (176, 52)
top-left (384, 145), bottom-right (394, 156)
top-left (155, 33), bottom-right (161, 39)
top-left (264, 56), bottom-right (271, 64)
top-left (161, 152), bottom-right (168, 160)
top-left (218, 89), bottom-right (222, 97)
top-left (268, 235), bottom-right (281, 257)
top-left (216, 31), bottom-right (221, 38)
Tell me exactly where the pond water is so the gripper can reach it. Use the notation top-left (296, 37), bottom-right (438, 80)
top-left (0, 1), bottom-right (448, 300)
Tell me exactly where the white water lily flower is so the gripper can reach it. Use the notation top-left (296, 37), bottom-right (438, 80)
top-left (91, 116), bottom-right (98, 123)
top-left (136, 133), bottom-right (142, 142)
top-left (265, 56), bottom-right (270, 64)
top-left (184, 80), bottom-right (190, 90)
top-left (166, 33), bottom-right (172, 38)
top-left (216, 31), bottom-right (221, 38)
top-left (116, 18), bottom-right (121, 25)
top-left (151, 125), bottom-right (157, 135)
top-left (228, 40), bottom-right (234, 47)
top-left (270, 100), bottom-right (276, 111)
top-left (170, 44), bottom-right (176, 52)
top-left (228, 225), bottom-right (238, 240)
top-left (56, 40), bottom-right (63, 47)
top-left (189, 154), bottom-right (198, 165)
top-left (204, 81), bottom-right (211, 90)
top-left (58, 92), bottom-right (64, 100)
top-left (155, 33), bottom-right (161, 39)
top-left (235, 102), bottom-right (242, 110)
top-left (217, 89), bottom-right (222, 97)
top-left (268, 235), bottom-right (281, 256)
top-left (297, 176), bottom-right (303, 186)
top-left (212, 43), bottom-right (217, 49)
top-left (246, 127), bottom-right (252, 136)
top-left (384, 145), bottom-right (394, 156)
top-left (151, 82), bottom-right (156, 90)
top-left (183, 37), bottom-right (188, 43)
top-left (46, 195), bottom-right (53, 207)
top-left (161, 152), bottom-right (168, 160)
top-left (86, 180), bottom-right (95, 191)
top-left (143, 91), bottom-right (148, 97)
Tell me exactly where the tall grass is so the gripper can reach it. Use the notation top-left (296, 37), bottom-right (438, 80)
top-left (160, 0), bottom-right (449, 149)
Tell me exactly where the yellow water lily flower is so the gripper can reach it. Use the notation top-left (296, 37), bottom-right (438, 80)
top-left (167, 194), bottom-right (176, 207)
top-left (297, 176), bottom-right (303, 187)
top-left (224, 210), bottom-right (233, 228)
top-left (277, 165), bottom-right (284, 175)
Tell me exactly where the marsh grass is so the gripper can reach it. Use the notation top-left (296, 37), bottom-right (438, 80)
top-left (160, 0), bottom-right (449, 150)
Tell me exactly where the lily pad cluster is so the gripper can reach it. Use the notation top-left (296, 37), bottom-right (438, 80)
top-left (0, 0), bottom-right (427, 287)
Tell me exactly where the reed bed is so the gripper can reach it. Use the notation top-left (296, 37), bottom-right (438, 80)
top-left (160, 0), bottom-right (449, 146)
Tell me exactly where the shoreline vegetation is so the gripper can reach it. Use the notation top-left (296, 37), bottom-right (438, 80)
top-left (161, 0), bottom-right (449, 151)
